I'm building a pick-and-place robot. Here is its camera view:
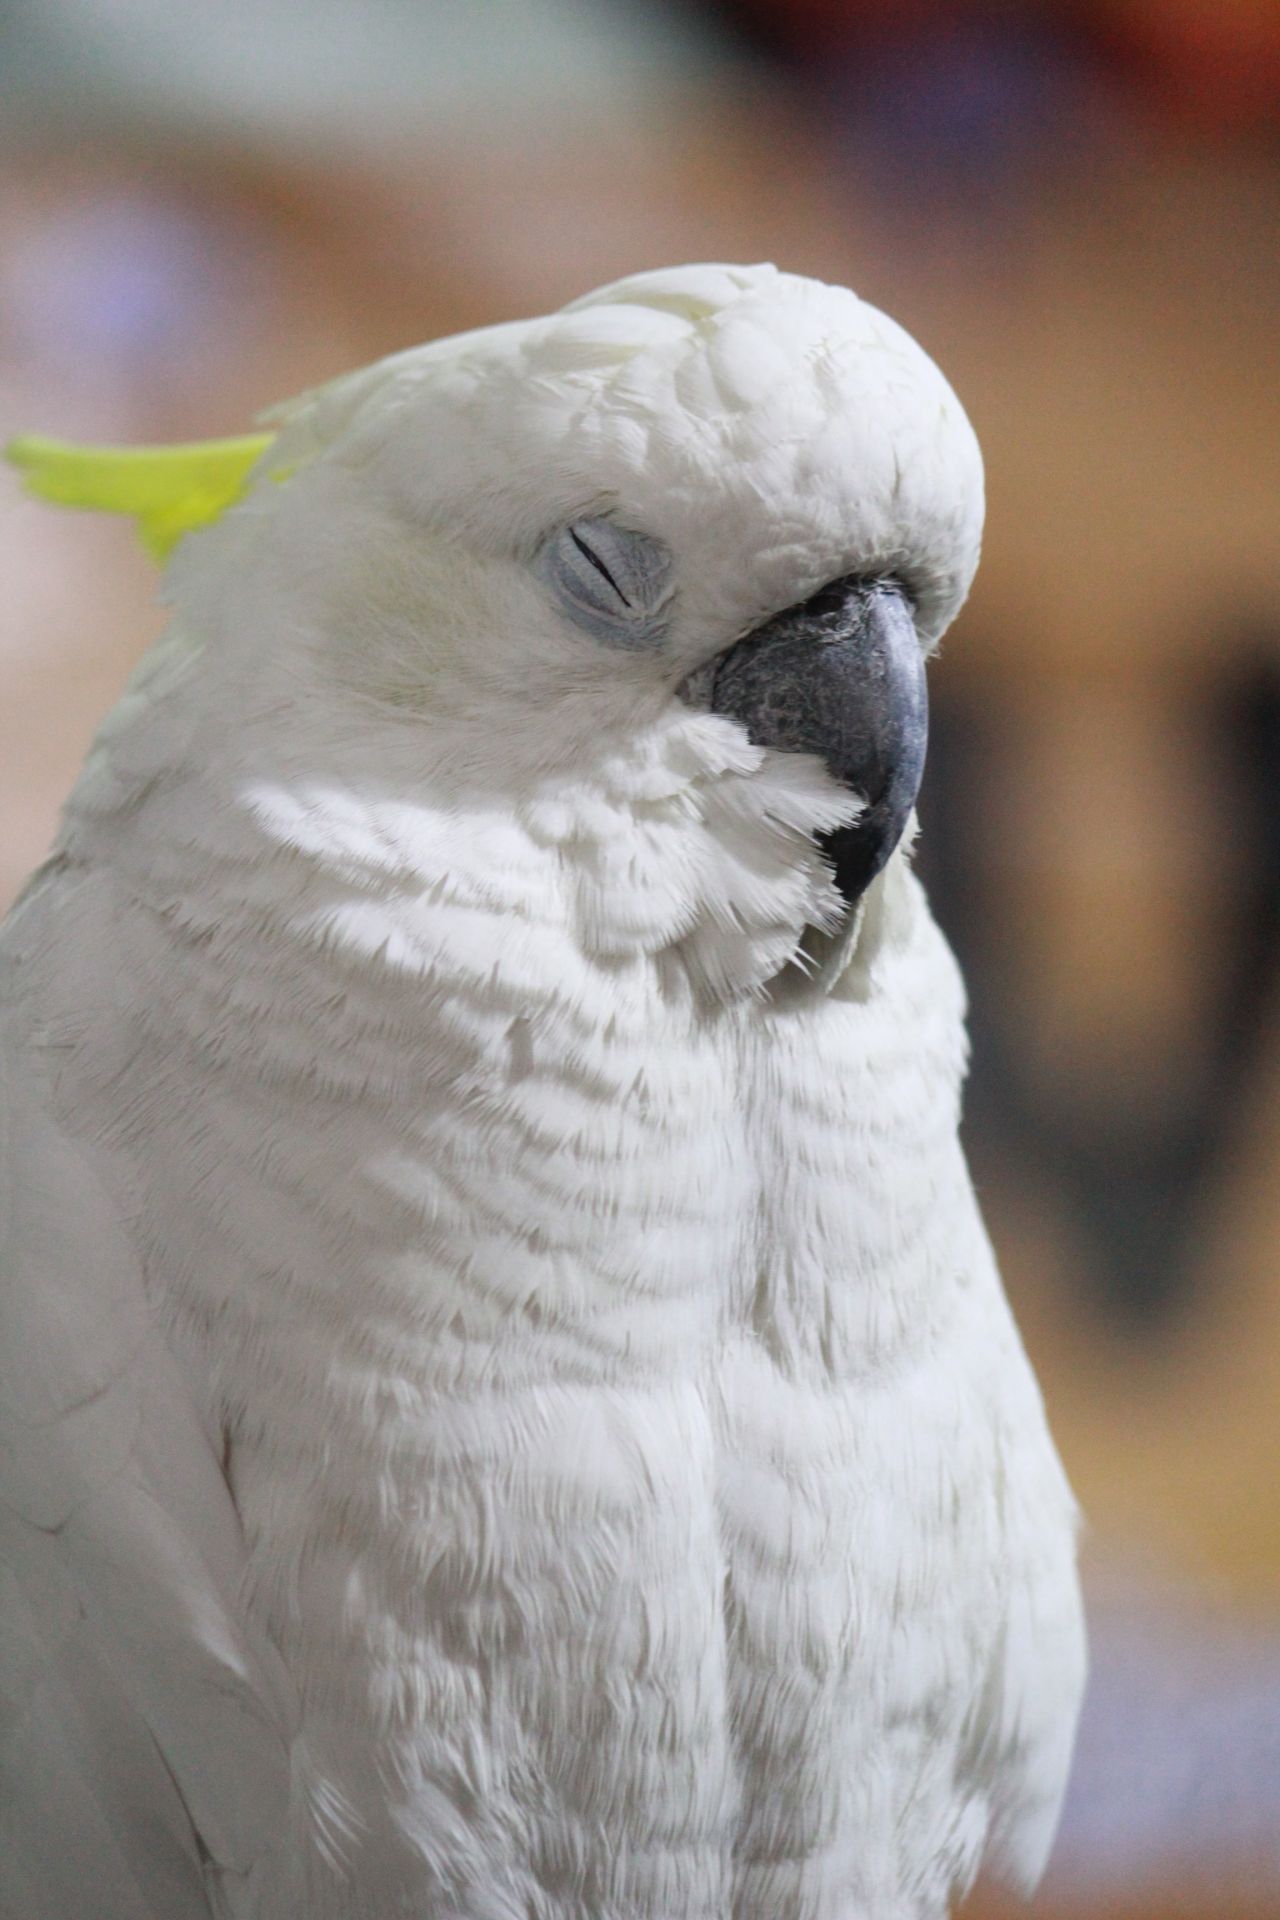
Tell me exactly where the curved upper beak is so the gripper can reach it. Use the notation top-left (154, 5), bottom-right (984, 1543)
top-left (681, 575), bottom-right (928, 909)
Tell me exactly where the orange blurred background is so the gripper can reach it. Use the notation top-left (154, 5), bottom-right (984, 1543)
top-left (2, 3), bottom-right (1278, 1913)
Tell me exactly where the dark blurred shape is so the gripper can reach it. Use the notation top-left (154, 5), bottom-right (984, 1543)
top-left (701, 2), bottom-right (1092, 230)
top-left (697, 0), bottom-right (1280, 156)
top-left (827, 10), bottom-right (1089, 225)
top-left (1086, 0), bottom-right (1280, 138)
top-left (1210, 637), bottom-right (1280, 1106)
top-left (921, 627), bottom-right (1280, 1334)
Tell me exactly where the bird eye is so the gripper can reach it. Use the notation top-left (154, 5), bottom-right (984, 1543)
top-left (539, 517), bottom-right (672, 649)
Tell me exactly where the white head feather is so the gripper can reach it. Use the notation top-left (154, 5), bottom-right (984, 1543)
top-left (91, 263), bottom-right (985, 1001)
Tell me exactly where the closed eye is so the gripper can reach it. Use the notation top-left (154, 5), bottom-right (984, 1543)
top-left (539, 516), bottom-right (673, 650)
top-left (570, 525), bottom-right (631, 608)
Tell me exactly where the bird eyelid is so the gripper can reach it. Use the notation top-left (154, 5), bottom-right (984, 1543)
top-left (538, 516), bottom-right (673, 649)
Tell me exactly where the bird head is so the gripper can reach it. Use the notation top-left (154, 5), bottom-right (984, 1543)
top-left (10, 263), bottom-right (984, 1000)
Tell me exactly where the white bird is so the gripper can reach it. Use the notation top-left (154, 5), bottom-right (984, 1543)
top-left (0, 262), bottom-right (1084, 1920)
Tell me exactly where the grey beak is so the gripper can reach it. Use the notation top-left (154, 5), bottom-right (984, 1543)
top-left (684, 576), bottom-right (928, 908)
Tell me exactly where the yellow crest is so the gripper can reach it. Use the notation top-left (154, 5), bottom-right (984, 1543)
top-left (4, 432), bottom-right (278, 560)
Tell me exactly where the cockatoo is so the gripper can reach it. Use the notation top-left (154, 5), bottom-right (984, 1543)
top-left (0, 262), bottom-right (1084, 1920)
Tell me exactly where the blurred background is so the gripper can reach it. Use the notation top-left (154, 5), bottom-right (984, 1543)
top-left (1, 1), bottom-right (1277, 1912)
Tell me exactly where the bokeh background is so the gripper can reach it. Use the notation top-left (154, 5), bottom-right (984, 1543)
top-left (1, 2), bottom-right (1278, 1913)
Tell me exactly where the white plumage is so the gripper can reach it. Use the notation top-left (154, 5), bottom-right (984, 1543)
top-left (0, 262), bottom-right (1084, 1919)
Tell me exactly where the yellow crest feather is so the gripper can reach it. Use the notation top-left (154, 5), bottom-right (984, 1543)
top-left (4, 432), bottom-right (277, 559)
